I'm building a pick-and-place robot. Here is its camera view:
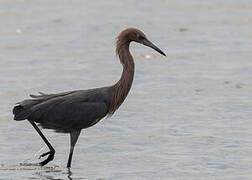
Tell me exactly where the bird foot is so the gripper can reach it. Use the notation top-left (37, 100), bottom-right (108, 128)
top-left (38, 149), bottom-right (55, 166)
top-left (39, 151), bottom-right (50, 159)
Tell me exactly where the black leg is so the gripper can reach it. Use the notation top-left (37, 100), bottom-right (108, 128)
top-left (29, 120), bottom-right (55, 166)
top-left (67, 168), bottom-right (73, 180)
top-left (67, 130), bottom-right (81, 168)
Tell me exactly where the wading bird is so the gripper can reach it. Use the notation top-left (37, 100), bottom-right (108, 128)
top-left (13, 28), bottom-right (166, 167)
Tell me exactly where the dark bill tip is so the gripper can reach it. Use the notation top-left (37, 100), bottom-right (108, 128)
top-left (143, 39), bottom-right (166, 56)
top-left (154, 47), bottom-right (166, 56)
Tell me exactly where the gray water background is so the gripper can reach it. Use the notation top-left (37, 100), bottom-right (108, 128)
top-left (0, 0), bottom-right (252, 179)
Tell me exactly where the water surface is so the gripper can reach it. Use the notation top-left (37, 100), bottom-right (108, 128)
top-left (0, 0), bottom-right (252, 179)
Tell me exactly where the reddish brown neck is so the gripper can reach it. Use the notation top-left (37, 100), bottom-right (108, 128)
top-left (108, 40), bottom-right (135, 115)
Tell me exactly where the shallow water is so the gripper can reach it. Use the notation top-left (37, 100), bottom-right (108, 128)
top-left (0, 0), bottom-right (252, 179)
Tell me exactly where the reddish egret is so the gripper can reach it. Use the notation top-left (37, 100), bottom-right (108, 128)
top-left (13, 28), bottom-right (166, 167)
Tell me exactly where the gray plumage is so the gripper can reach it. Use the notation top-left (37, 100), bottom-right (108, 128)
top-left (13, 88), bottom-right (112, 132)
top-left (12, 28), bottom-right (166, 167)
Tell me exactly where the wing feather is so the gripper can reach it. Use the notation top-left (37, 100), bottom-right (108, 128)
top-left (13, 88), bottom-right (111, 132)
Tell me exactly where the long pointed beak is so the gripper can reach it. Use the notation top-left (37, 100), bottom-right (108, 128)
top-left (142, 39), bottom-right (166, 56)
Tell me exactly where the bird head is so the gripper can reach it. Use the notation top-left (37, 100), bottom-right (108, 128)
top-left (117, 28), bottom-right (166, 56)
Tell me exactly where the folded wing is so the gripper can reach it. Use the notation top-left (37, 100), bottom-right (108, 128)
top-left (13, 89), bottom-right (110, 132)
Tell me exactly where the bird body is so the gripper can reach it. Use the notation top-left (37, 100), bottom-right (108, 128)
top-left (12, 28), bottom-right (165, 167)
top-left (14, 88), bottom-right (112, 132)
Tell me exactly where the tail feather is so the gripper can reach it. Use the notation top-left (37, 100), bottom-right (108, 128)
top-left (13, 104), bottom-right (31, 121)
top-left (13, 91), bottom-right (76, 121)
top-left (13, 104), bottom-right (23, 114)
top-left (13, 99), bottom-right (41, 121)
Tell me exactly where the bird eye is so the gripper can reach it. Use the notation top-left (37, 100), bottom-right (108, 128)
top-left (138, 35), bottom-right (145, 40)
